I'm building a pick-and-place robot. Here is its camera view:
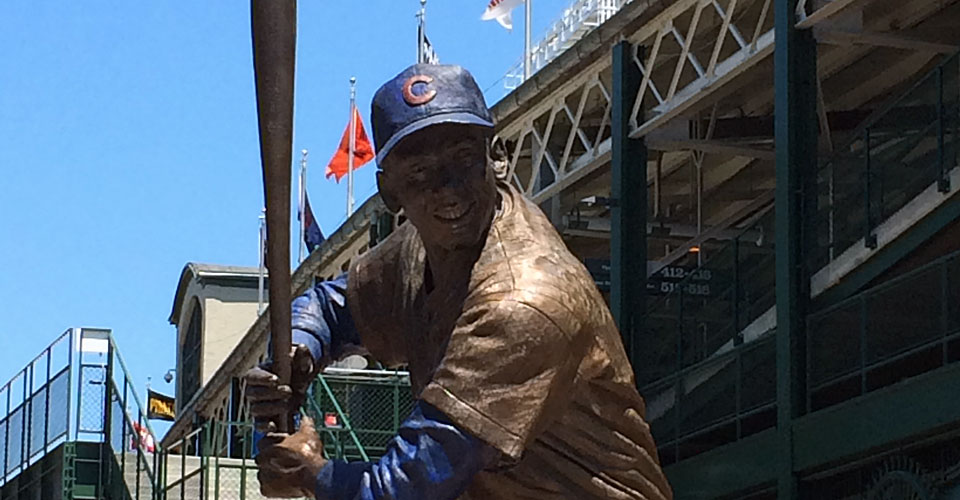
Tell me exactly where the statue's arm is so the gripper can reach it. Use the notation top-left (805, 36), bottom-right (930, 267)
top-left (291, 273), bottom-right (365, 368)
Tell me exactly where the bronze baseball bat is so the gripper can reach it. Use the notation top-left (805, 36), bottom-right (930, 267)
top-left (251, 0), bottom-right (296, 433)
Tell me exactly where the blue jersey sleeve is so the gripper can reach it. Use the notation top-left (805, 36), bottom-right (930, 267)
top-left (314, 402), bottom-right (493, 500)
top-left (290, 273), bottom-right (363, 365)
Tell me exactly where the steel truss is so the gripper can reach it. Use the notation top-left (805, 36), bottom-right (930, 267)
top-left (495, 0), bottom-right (882, 207)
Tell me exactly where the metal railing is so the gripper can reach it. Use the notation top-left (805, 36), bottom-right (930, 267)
top-left (639, 208), bottom-right (778, 466)
top-left (98, 329), bottom-right (164, 500)
top-left (807, 249), bottom-right (960, 412)
top-left (641, 52), bottom-right (960, 464)
top-left (643, 334), bottom-right (776, 466)
top-left (640, 205), bottom-right (776, 386)
top-left (0, 329), bottom-right (73, 485)
top-left (0, 326), bottom-right (413, 500)
top-left (306, 369), bottom-right (414, 462)
top-left (149, 368), bottom-right (413, 500)
top-left (499, 0), bottom-right (630, 94)
top-left (808, 52), bottom-right (958, 271)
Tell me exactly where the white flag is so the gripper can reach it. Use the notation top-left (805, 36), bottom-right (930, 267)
top-left (481, 0), bottom-right (524, 30)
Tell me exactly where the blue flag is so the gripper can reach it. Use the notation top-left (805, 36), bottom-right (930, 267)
top-left (302, 193), bottom-right (325, 252)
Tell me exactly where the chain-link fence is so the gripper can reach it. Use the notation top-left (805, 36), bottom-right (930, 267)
top-left (306, 369), bottom-right (414, 462)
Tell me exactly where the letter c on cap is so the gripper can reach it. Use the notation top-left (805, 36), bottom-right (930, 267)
top-left (402, 75), bottom-right (436, 106)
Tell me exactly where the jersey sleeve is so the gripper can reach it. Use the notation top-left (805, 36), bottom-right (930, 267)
top-left (419, 298), bottom-right (589, 462)
top-left (290, 273), bottom-right (365, 367)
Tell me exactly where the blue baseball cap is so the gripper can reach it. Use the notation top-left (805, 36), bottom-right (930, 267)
top-left (371, 64), bottom-right (494, 166)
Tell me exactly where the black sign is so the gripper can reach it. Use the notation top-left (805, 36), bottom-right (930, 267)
top-left (649, 265), bottom-right (714, 297)
top-left (147, 390), bottom-right (176, 421)
top-left (583, 259), bottom-right (715, 297)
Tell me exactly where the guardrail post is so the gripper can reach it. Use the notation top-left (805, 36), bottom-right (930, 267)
top-left (44, 348), bottom-right (51, 457)
top-left (734, 237), bottom-right (742, 346)
top-left (864, 127), bottom-right (878, 249)
top-left (860, 296), bottom-right (868, 396)
top-left (610, 40), bottom-right (648, 386)
top-left (942, 258), bottom-right (950, 366)
top-left (938, 65), bottom-right (951, 193)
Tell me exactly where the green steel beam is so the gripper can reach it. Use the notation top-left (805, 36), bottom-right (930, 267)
top-left (774, 0), bottom-right (818, 494)
top-left (793, 360), bottom-right (960, 471)
top-left (610, 41), bottom-right (648, 384)
top-left (664, 361), bottom-right (960, 498)
top-left (812, 190), bottom-right (960, 311)
top-left (664, 429), bottom-right (778, 499)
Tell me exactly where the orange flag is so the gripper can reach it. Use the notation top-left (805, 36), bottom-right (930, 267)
top-left (325, 105), bottom-right (375, 182)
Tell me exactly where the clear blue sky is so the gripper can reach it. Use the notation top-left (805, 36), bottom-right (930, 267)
top-left (0, 1), bottom-right (569, 436)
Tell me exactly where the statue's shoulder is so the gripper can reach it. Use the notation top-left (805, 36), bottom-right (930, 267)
top-left (470, 184), bottom-right (603, 334)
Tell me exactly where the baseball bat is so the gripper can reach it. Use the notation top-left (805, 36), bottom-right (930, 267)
top-left (251, 0), bottom-right (296, 433)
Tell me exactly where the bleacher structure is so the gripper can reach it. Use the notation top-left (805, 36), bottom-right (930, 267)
top-left (6, 0), bottom-right (960, 497)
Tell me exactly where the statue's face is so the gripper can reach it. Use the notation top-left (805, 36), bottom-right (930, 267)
top-left (378, 124), bottom-right (497, 251)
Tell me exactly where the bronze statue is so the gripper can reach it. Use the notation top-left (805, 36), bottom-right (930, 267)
top-left (245, 63), bottom-right (673, 500)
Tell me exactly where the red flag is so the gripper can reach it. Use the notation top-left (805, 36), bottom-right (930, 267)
top-left (325, 106), bottom-right (375, 182)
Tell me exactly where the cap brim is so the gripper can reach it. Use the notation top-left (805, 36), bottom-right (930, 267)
top-left (376, 112), bottom-right (494, 165)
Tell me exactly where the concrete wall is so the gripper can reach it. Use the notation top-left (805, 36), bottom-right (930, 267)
top-left (174, 274), bottom-right (260, 405)
top-left (317, 227), bottom-right (372, 281)
top-left (200, 286), bottom-right (260, 384)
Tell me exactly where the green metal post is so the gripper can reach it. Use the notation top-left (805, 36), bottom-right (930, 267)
top-left (610, 41), bottom-right (648, 385)
top-left (393, 375), bottom-right (400, 432)
top-left (938, 65), bottom-right (951, 193)
top-left (864, 128), bottom-right (878, 249)
top-left (774, 0), bottom-right (817, 495)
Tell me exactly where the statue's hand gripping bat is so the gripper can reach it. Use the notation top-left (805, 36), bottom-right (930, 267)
top-left (251, 0), bottom-right (296, 433)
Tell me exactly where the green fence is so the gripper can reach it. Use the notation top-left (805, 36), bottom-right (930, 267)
top-left (0, 329), bottom-right (73, 487)
top-left (306, 369), bottom-right (414, 462)
top-left (807, 249), bottom-right (960, 412)
top-left (153, 368), bottom-right (413, 500)
top-left (808, 52), bottom-right (959, 270)
top-left (641, 51), bottom-right (960, 467)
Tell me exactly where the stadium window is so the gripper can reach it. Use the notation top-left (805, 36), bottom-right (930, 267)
top-left (180, 298), bottom-right (203, 407)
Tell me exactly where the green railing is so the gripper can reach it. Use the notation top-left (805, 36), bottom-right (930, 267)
top-left (150, 368), bottom-right (413, 500)
top-left (0, 329), bottom-right (73, 487)
top-left (639, 208), bottom-right (778, 466)
top-left (306, 369), bottom-right (414, 462)
top-left (641, 52), bottom-right (960, 466)
top-left (102, 330), bottom-right (164, 500)
top-left (640, 205), bottom-right (776, 386)
top-left (808, 52), bottom-right (958, 270)
top-left (806, 249), bottom-right (960, 412)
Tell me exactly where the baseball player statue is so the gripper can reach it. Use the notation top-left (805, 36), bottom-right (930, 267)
top-left (244, 64), bottom-right (673, 500)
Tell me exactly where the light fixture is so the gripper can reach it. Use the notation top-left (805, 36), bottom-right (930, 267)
top-left (689, 246), bottom-right (701, 253)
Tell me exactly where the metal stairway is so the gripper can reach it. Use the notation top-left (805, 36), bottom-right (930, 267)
top-left (639, 51), bottom-right (960, 465)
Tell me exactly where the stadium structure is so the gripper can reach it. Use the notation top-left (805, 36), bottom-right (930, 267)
top-left (3, 0), bottom-right (960, 497)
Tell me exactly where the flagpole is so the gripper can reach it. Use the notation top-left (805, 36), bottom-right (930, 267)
top-left (258, 208), bottom-right (266, 314)
top-left (298, 149), bottom-right (308, 263)
top-left (524, 0), bottom-right (532, 80)
top-left (347, 76), bottom-right (357, 217)
top-left (417, 0), bottom-right (426, 63)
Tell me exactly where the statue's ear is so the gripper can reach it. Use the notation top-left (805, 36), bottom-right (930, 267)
top-left (376, 170), bottom-right (402, 213)
top-left (489, 135), bottom-right (510, 181)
